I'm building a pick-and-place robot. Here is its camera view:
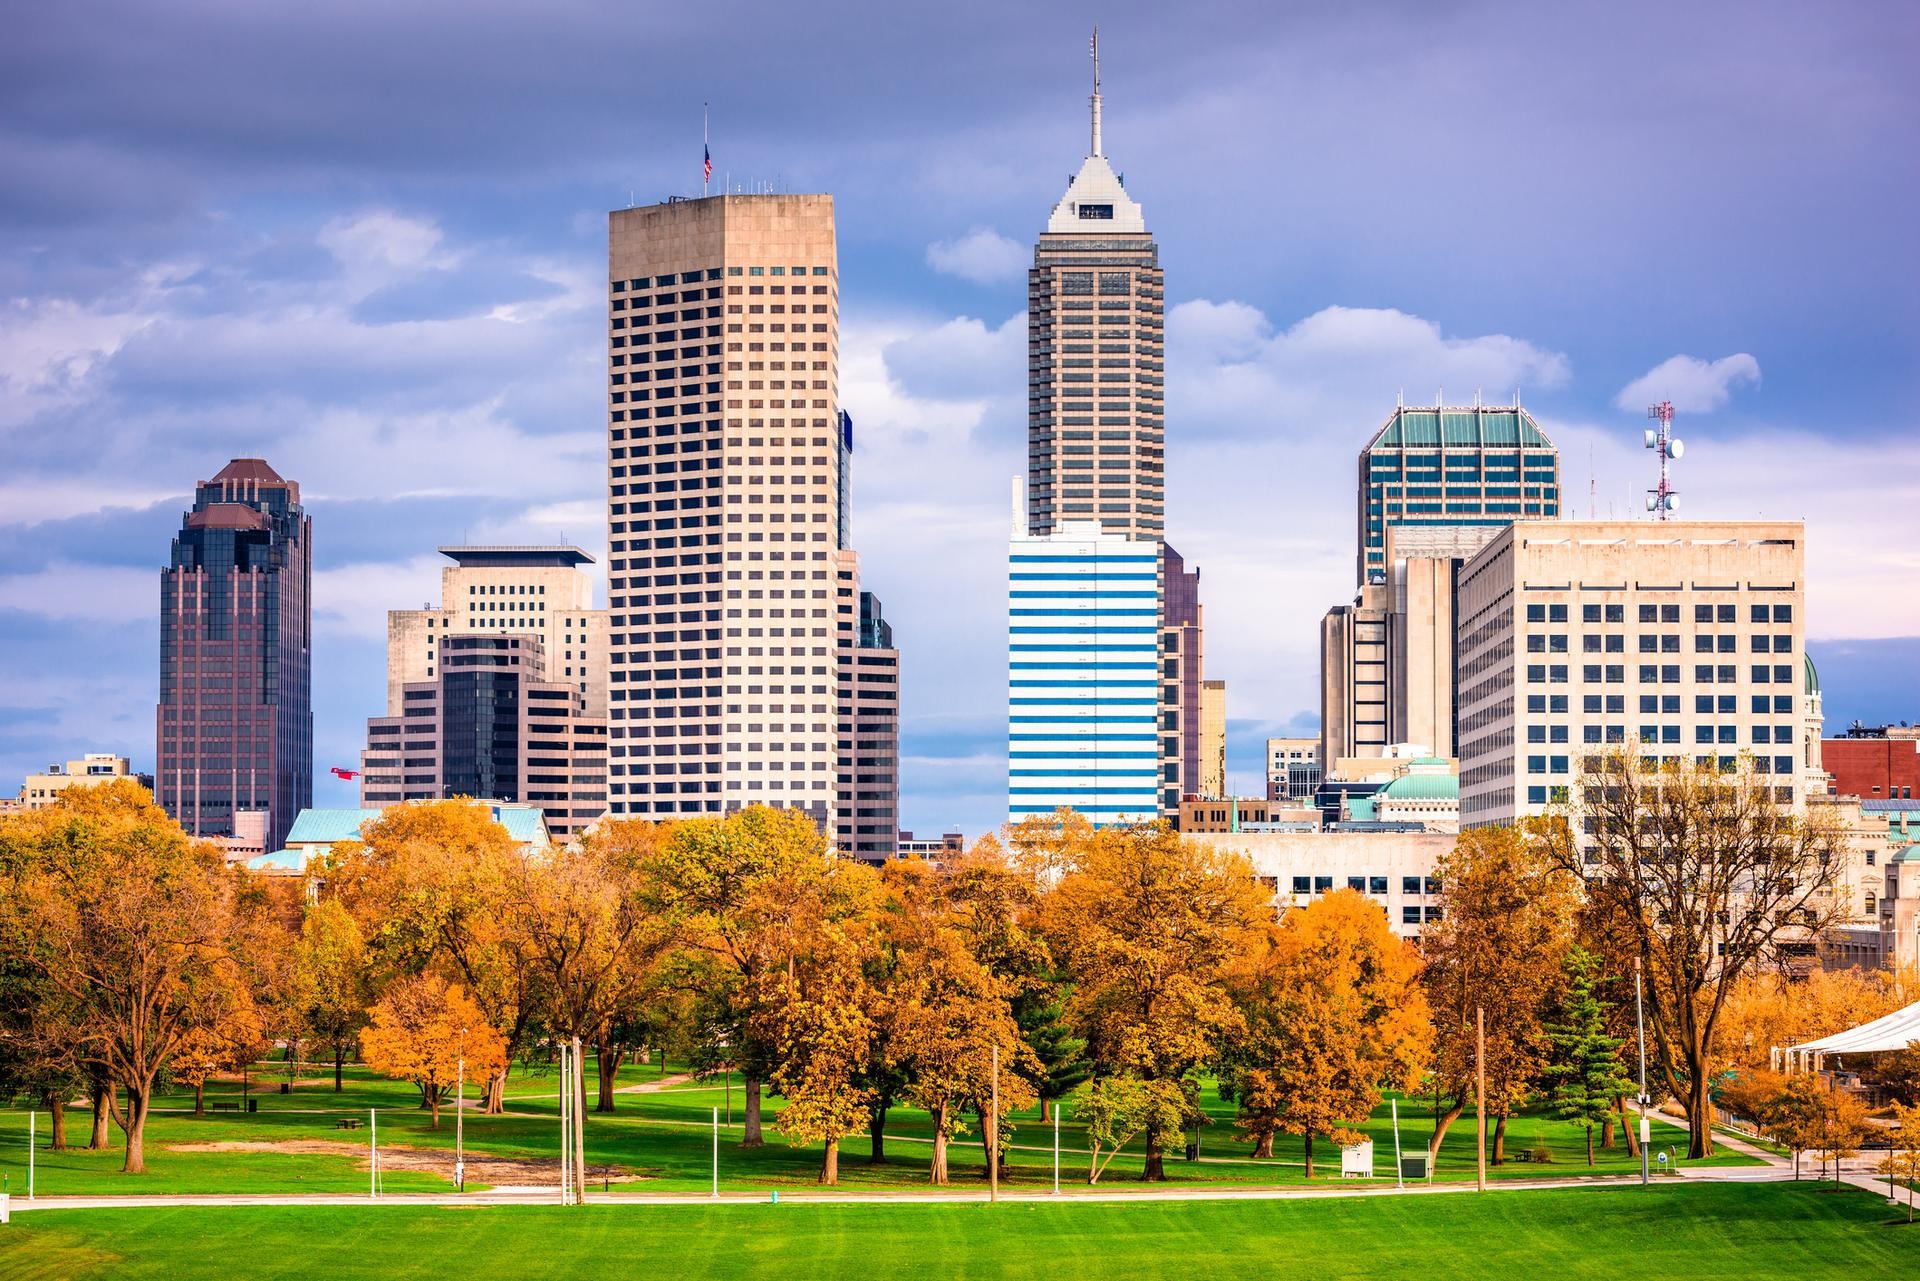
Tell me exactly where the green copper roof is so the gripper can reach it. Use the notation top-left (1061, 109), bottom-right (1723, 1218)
top-left (1893, 845), bottom-right (1920, 864)
top-left (1378, 771), bottom-right (1461, 801)
top-left (1804, 652), bottom-right (1820, 696)
top-left (285, 804), bottom-right (547, 846)
top-left (1365, 406), bottom-right (1555, 451)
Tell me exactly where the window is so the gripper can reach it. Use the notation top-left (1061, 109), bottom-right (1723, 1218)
top-left (1313, 875), bottom-right (1333, 893)
top-left (1402, 876), bottom-right (1423, 895)
top-left (1752, 604), bottom-right (1770, 623)
top-left (1774, 604), bottom-right (1793, 622)
top-left (1607, 605), bottom-right (1624, 623)
top-left (1639, 604), bottom-right (1658, 622)
top-left (1402, 906), bottom-right (1422, 925)
top-left (1348, 876), bottom-right (1366, 892)
top-left (1550, 604), bottom-right (1568, 622)
top-left (1527, 604), bottom-right (1547, 623)
top-left (1584, 605), bottom-right (1602, 623)
top-left (1369, 876), bottom-right (1389, 895)
top-left (1291, 876), bottom-right (1310, 894)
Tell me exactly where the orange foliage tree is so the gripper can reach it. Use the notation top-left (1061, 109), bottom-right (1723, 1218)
top-left (359, 974), bottom-right (508, 1129)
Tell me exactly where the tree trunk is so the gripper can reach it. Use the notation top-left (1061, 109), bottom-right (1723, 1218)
top-left (194, 1080), bottom-right (206, 1118)
top-left (1253, 1129), bottom-right (1274, 1159)
top-left (1586, 1124), bottom-right (1595, 1167)
top-left (1618, 1095), bottom-right (1640, 1157)
top-left (484, 1068), bottom-right (506, 1115)
top-left (116, 1084), bottom-right (151, 1174)
top-left (1039, 1096), bottom-right (1051, 1124)
top-left (44, 1094), bottom-right (68, 1150)
top-left (1684, 1068), bottom-right (1715, 1158)
top-left (1428, 1096), bottom-right (1466, 1160)
top-left (742, 1074), bottom-right (765, 1147)
top-left (819, 1137), bottom-right (839, 1185)
top-left (1601, 1114), bottom-right (1615, 1150)
top-left (1303, 1132), bottom-right (1316, 1180)
top-left (89, 1083), bottom-right (111, 1150)
top-left (429, 1086), bottom-right (442, 1130)
top-left (930, 1104), bottom-right (949, 1186)
top-left (335, 1047), bottom-right (345, 1093)
top-left (868, 1097), bottom-right (889, 1164)
top-left (420, 1082), bottom-right (434, 1111)
top-left (596, 1043), bottom-right (623, 1113)
top-left (1492, 1114), bottom-right (1507, 1165)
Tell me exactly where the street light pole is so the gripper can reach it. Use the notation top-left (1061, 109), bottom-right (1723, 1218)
top-left (1475, 1006), bottom-right (1486, 1193)
top-left (456, 1032), bottom-right (465, 1193)
top-left (989, 1043), bottom-right (1000, 1204)
top-left (1635, 958), bottom-right (1650, 1186)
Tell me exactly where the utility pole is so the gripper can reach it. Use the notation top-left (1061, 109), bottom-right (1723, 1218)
top-left (989, 1043), bottom-right (1000, 1203)
top-left (573, 1035), bottom-right (587, 1203)
top-left (1475, 1006), bottom-right (1487, 1192)
top-left (456, 1033), bottom-right (466, 1192)
top-left (1636, 958), bottom-right (1650, 1185)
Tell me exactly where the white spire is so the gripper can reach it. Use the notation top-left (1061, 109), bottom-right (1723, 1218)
top-left (1090, 27), bottom-right (1103, 158)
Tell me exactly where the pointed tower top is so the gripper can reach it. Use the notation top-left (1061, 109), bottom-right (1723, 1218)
top-left (1090, 27), bottom-right (1103, 158)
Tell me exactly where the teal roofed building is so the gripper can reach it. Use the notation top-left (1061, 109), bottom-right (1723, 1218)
top-left (1356, 403), bottom-right (1559, 585)
top-left (269, 800), bottom-right (554, 875)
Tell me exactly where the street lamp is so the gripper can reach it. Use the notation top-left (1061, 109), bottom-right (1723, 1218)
top-left (456, 1029), bottom-right (466, 1193)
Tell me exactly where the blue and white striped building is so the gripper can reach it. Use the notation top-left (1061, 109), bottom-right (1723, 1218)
top-left (1007, 522), bottom-right (1163, 825)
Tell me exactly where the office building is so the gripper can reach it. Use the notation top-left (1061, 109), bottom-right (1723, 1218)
top-left (602, 192), bottom-right (896, 850)
top-left (157, 458), bottom-right (311, 851)
top-left (1455, 520), bottom-right (1810, 828)
top-left (1265, 738), bottom-right (1321, 802)
top-left (385, 546), bottom-right (606, 714)
top-left (1186, 829), bottom-right (1457, 942)
top-left (1356, 402), bottom-right (1560, 586)
top-left (1025, 37), bottom-right (1164, 543)
top-left (836, 570), bottom-right (899, 862)
top-left (1824, 723), bottom-right (1919, 802)
top-left (15, 753), bottom-right (153, 809)
top-left (255, 801), bottom-right (553, 877)
top-left (359, 546), bottom-right (608, 840)
top-left (1160, 544), bottom-right (1203, 811)
top-left (1198, 679), bottom-right (1226, 799)
top-left (1007, 519), bottom-right (1161, 825)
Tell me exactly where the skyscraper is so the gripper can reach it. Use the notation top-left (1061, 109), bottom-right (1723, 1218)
top-left (603, 192), bottom-right (896, 847)
top-left (358, 546), bottom-right (608, 841)
top-left (1025, 33), bottom-right (1165, 543)
top-left (157, 458), bottom-right (311, 851)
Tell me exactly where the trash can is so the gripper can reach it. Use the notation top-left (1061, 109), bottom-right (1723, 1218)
top-left (246, 1098), bottom-right (258, 1113)
top-left (1184, 1142), bottom-right (1200, 1162)
top-left (1400, 1154), bottom-right (1428, 1180)
top-left (280, 1082), bottom-right (290, 1095)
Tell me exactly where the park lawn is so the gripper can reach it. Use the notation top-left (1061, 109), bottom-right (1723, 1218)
top-left (0, 1059), bottom-right (1755, 1198)
top-left (3, 1183), bottom-right (1915, 1281)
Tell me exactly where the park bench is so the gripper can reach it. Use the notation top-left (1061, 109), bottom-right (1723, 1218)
top-left (335, 1117), bottom-right (363, 1130)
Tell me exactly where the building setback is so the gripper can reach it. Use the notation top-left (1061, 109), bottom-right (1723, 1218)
top-left (157, 458), bottom-right (311, 852)
top-left (1455, 520), bottom-right (1812, 828)
top-left (602, 192), bottom-right (896, 848)
top-left (358, 546), bottom-right (608, 841)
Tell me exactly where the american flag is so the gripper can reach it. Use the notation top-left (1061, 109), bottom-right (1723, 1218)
top-left (704, 144), bottom-right (712, 185)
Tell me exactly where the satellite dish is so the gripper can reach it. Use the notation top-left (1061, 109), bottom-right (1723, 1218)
top-left (1667, 494), bottom-right (1681, 512)
top-left (1645, 495), bottom-right (1658, 511)
top-left (1669, 439), bottom-right (1685, 459)
top-left (1643, 429), bottom-right (1657, 448)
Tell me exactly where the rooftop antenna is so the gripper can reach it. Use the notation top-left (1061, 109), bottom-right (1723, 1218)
top-left (1588, 444), bottom-right (1596, 519)
top-left (1643, 400), bottom-right (1683, 520)
top-left (1089, 27), bottom-right (1103, 158)
top-left (1009, 475), bottom-right (1025, 538)
top-left (703, 102), bottom-right (712, 197)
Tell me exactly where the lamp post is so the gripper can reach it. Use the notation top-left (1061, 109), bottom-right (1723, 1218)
top-left (1635, 958), bottom-right (1650, 1186)
top-left (456, 1030), bottom-right (465, 1192)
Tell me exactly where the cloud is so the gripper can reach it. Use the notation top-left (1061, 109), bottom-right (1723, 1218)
top-left (313, 555), bottom-right (446, 639)
top-left (1614, 353), bottom-right (1761, 413)
top-left (925, 227), bottom-right (1027, 284)
top-left (0, 562), bottom-right (153, 623)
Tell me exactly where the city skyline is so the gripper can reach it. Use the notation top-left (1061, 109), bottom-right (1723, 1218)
top-left (2, 2), bottom-right (1916, 839)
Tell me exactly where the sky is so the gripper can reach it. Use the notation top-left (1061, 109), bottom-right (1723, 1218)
top-left (2, 0), bottom-right (1916, 839)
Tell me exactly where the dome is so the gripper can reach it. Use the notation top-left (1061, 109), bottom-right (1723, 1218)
top-left (1378, 771), bottom-right (1460, 801)
top-left (1804, 652), bottom-right (1820, 696)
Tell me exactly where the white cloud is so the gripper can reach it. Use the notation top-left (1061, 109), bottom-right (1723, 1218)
top-left (925, 227), bottom-right (1027, 284)
top-left (313, 555), bottom-right (446, 639)
top-left (1614, 353), bottom-right (1761, 413)
top-left (0, 562), bottom-right (153, 623)
top-left (317, 210), bottom-right (458, 295)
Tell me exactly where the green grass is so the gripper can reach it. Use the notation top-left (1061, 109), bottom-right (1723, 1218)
top-left (2, 1184), bottom-right (1914, 1280)
top-left (0, 1055), bottom-right (1755, 1198)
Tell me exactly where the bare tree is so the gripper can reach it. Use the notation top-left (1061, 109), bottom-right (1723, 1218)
top-left (1542, 751), bottom-right (1846, 1157)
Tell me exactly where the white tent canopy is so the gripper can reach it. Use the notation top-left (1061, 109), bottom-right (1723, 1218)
top-left (1786, 998), bottom-right (1920, 1058)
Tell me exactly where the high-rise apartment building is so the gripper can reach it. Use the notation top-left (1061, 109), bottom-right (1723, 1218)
top-left (602, 193), bottom-right (895, 847)
top-left (1025, 45), bottom-right (1165, 542)
top-left (1456, 520), bottom-right (1811, 827)
top-left (358, 546), bottom-right (608, 840)
top-left (1356, 403), bottom-right (1560, 585)
top-left (1007, 519), bottom-right (1161, 826)
top-left (157, 458), bottom-right (311, 851)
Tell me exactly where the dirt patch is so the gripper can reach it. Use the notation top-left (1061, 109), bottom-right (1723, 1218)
top-left (166, 1138), bottom-right (641, 1187)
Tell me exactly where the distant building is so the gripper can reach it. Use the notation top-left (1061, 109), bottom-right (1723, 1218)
top-left (1179, 796), bottom-right (1321, 834)
top-left (252, 801), bottom-right (552, 877)
top-left (157, 458), bottom-right (311, 852)
top-left (1007, 519), bottom-right (1161, 827)
top-left (1265, 738), bottom-right (1321, 802)
top-left (1198, 679), bottom-right (1226, 799)
top-left (16, 753), bottom-right (153, 809)
top-left (1356, 403), bottom-right (1560, 586)
top-left (1456, 520), bottom-right (1811, 828)
top-left (1342, 757), bottom-right (1459, 833)
top-left (1186, 829), bottom-right (1457, 941)
top-left (1824, 723), bottom-right (1919, 802)
top-left (837, 580), bottom-right (900, 863)
top-left (897, 830), bottom-right (966, 859)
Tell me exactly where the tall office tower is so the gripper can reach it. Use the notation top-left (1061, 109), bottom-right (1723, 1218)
top-left (604, 193), bottom-right (895, 844)
top-left (383, 546), bottom-right (606, 714)
top-left (358, 545), bottom-right (609, 840)
top-left (836, 575), bottom-right (899, 863)
top-left (157, 458), bottom-right (311, 851)
top-left (1161, 544), bottom-right (1203, 810)
top-left (1356, 402), bottom-right (1560, 586)
top-left (1455, 520), bottom-right (1808, 828)
top-left (1025, 37), bottom-right (1165, 542)
top-left (1007, 517), bottom-right (1162, 826)
top-left (1198, 679), bottom-right (1227, 799)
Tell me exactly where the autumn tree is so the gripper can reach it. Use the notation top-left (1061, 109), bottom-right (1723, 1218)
top-left (1544, 752), bottom-right (1850, 1157)
top-left (289, 899), bottom-right (372, 1091)
top-left (0, 780), bottom-right (260, 1172)
top-left (1421, 824), bottom-right (1578, 1162)
top-left (325, 800), bottom-right (533, 1112)
top-left (1073, 1076), bottom-right (1181, 1185)
top-left (173, 1007), bottom-right (268, 1117)
top-left (359, 974), bottom-right (508, 1129)
top-left (1541, 947), bottom-right (1636, 1167)
top-left (1763, 1072), bottom-right (1837, 1179)
top-left (1230, 889), bottom-right (1430, 1176)
top-left (642, 805), bottom-right (836, 1147)
top-left (1716, 966), bottom-right (1906, 1075)
top-left (1042, 818), bottom-right (1270, 1180)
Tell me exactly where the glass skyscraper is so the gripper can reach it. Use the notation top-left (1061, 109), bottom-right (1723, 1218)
top-left (157, 458), bottom-right (311, 851)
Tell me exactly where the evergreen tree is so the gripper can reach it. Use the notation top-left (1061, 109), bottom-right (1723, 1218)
top-left (1542, 947), bottom-right (1636, 1166)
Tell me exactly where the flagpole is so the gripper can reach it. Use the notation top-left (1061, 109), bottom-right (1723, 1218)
top-left (703, 102), bottom-right (710, 197)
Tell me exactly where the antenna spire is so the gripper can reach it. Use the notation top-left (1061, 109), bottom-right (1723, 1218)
top-left (1089, 27), bottom-right (1103, 157)
top-left (1643, 400), bottom-right (1683, 520)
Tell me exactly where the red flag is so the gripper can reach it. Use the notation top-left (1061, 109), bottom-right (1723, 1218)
top-left (330, 767), bottom-right (360, 781)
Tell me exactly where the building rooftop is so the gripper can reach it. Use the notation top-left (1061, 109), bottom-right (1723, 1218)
top-left (1365, 405), bottom-right (1555, 451)
top-left (210, 458), bottom-right (288, 485)
top-left (286, 803), bottom-right (549, 846)
top-left (1377, 771), bottom-right (1460, 802)
top-left (438, 546), bottom-right (595, 568)
top-left (186, 503), bottom-right (271, 531)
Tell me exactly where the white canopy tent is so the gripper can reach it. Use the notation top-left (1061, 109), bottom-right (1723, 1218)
top-left (1777, 999), bottom-right (1920, 1072)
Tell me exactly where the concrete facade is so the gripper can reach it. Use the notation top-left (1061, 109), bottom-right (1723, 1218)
top-left (16, 753), bottom-right (151, 808)
top-left (1265, 737), bottom-right (1321, 802)
top-left (1186, 829), bottom-right (1457, 940)
top-left (1823, 731), bottom-right (1919, 802)
top-left (1456, 520), bottom-right (1810, 828)
top-left (1198, 678), bottom-right (1226, 799)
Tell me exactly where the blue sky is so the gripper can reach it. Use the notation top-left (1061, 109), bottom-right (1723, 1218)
top-left (2, 0), bottom-right (1915, 837)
